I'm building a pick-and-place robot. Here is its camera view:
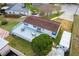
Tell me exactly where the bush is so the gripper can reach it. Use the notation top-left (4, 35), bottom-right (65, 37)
top-left (31, 34), bottom-right (53, 56)
top-left (1, 20), bottom-right (8, 25)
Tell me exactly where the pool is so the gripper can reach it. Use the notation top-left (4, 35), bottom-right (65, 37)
top-left (11, 23), bottom-right (42, 42)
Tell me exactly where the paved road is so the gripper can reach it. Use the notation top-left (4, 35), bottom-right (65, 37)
top-left (59, 4), bottom-right (79, 22)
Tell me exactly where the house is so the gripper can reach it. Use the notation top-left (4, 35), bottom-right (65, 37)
top-left (11, 16), bottom-right (61, 42)
top-left (5, 3), bottom-right (31, 16)
top-left (0, 38), bottom-right (10, 56)
top-left (59, 31), bottom-right (71, 52)
top-left (23, 16), bottom-right (61, 38)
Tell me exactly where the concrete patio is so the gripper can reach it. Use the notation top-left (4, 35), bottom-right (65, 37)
top-left (11, 23), bottom-right (42, 42)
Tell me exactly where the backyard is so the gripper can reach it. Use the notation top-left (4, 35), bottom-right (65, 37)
top-left (6, 35), bottom-right (36, 56)
top-left (6, 28), bottom-right (63, 56)
top-left (0, 15), bottom-right (36, 55)
top-left (0, 15), bottom-right (25, 31)
top-left (0, 15), bottom-right (63, 56)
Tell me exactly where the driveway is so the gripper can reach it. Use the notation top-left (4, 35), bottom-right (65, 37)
top-left (59, 4), bottom-right (79, 22)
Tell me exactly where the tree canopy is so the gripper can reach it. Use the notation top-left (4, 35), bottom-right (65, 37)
top-left (24, 3), bottom-right (39, 15)
top-left (31, 34), bottom-right (53, 56)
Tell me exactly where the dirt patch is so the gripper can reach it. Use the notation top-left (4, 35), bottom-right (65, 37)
top-left (61, 20), bottom-right (72, 32)
top-left (54, 18), bottom-right (72, 32)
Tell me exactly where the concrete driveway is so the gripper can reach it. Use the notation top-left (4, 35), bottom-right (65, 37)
top-left (59, 4), bottom-right (79, 22)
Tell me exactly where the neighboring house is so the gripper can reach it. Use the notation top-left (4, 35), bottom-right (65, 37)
top-left (5, 3), bottom-right (31, 16)
top-left (0, 38), bottom-right (10, 56)
top-left (11, 16), bottom-right (61, 42)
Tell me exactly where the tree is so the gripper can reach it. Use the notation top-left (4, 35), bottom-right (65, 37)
top-left (38, 4), bottom-right (61, 16)
top-left (0, 3), bottom-right (7, 14)
top-left (31, 34), bottom-right (53, 56)
top-left (24, 3), bottom-right (39, 15)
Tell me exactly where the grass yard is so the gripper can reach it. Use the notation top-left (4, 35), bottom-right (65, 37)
top-left (54, 18), bottom-right (72, 32)
top-left (53, 28), bottom-right (63, 45)
top-left (0, 21), bottom-right (18, 31)
top-left (0, 15), bottom-right (36, 56)
top-left (6, 35), bottom-right (36, 56)
top-left (0, 15), bottom-right (25, 31)
top-left (70, 15), bottom-right (79, 56)
top-left (6, 29), bottom-right (63, 56)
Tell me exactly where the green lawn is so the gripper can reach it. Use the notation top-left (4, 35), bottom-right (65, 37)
top-left (6, 35), bottom-right (36, 56)
top-left (0, 15), bottom-right (63, 56)
top-left (0, 21), bottom-right (19, 31)
top-left (53, 28), bottom-right (63, 45)
top-left (0, 16), bottom-right (20, 31)
top-left (0, 15), bottom-right (25, 31)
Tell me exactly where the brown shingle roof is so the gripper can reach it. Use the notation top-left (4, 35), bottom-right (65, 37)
top-left (24, 16), bottom-right (61, 32)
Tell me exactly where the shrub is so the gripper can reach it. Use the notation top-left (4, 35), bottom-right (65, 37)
top-left (31, 34), bottom-right (53, 56)
top-left (1, 20), bottom-right (8, 25)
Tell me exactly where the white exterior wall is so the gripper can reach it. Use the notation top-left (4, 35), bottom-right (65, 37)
top-left (41, 28), bottom-right (56, 38)
top-left (5, 10), bottom-right (10, 14)
top-left (26, 23), bottom-right (37, 30)
top-left (5, 10), bottom-right (29, 16)
top-left (0, 45), bottom-right (10, 56)
top-left (24, 23), bottom-right (56, 38)
top-left (14, 11), bottom-right (19, 15)
top-left (59, 31), bottom-right (71, 52)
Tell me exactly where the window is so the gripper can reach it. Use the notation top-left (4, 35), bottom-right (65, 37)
top-left (9, 11), bottom-right (11, 14)
top-left (33, 25), bottom-right (36, 28)
top-left (37, 27), bottom-right (41, 32)
top-left (13, 12), bottom-right (15, 14)
top-left (24, 23), bottom-right (28, 26)
top-left (52, 32), bottom-right (56, 35)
